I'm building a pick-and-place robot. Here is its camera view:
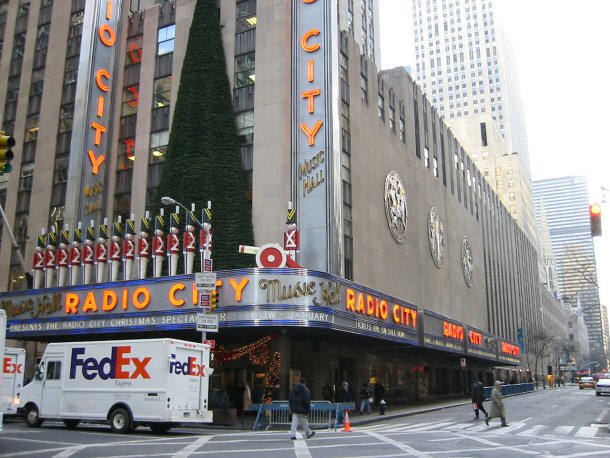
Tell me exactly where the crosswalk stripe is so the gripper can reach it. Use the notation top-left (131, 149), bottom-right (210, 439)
top-left (492, 423), bottom-right (526, 434)
top-left (517, 425), bottom-right (545, 436)
top-left (574, 426), bottom-right (598, 438)
top-left (553, 426), bottom-right (574, 435)
top-left (407, 421), bottom-right (455, 431)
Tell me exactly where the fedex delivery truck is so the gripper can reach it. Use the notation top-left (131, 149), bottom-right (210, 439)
top-left (0, 309), bottom-right (6, 432)
top-left (19, 338), bottom-right (213, 433)
top-left (2, 347), bottom-right (26, 414)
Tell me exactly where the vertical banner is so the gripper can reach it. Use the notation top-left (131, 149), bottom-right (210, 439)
top-left (65, 0), bottom-right (123, 227)
top-left (292, 0), bottom-right (342, 274)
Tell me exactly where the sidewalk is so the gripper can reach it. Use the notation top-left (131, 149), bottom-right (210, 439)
top-left (222, 385), bottom-right (568, 431)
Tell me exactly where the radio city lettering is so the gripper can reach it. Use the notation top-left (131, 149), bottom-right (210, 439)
top-left (70, 346), bottom-right (151, 380)
top-left (346, 288), bottom-right (418, 329)
top-left (468, 330), bottom-right (483, 346)
top-left (169, 354), bottom-right (206, 377)
top-left (501, 342), bottom-right (521, 356)
top-left (443, 322), bottom-right (464, 340)
top-left (86, 0), bottom-right (118, 176)
top-left (4, 358), bottom-right (23, 374)
top-left (298, 0), bottom-right (326, 198)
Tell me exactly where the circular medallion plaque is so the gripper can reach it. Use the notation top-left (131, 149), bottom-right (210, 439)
top-left (384, 171), bottom-right (408, 243)
top-left (428, 207), bottom-right (445, 268)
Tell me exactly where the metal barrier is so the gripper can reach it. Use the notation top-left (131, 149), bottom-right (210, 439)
top-left (483, 383), bottom-right (534, 399)
top-left (251, 401), bottom-right (356, 431)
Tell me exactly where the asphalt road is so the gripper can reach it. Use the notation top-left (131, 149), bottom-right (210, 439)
top-left (1, 385), bottom-right (609, 457)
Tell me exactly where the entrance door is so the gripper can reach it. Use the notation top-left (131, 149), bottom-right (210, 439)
top-left (40, 357), bottom-right (63, 417)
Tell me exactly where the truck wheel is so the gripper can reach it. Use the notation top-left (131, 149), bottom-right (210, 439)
top-left (109, 408), bottom-right (132, 433)
top-left (150, 423), bottom-right (172, 434)
top-left (25, 405), bottom-right (43, 427)
top-left (63, 419), bottom-right (81, 429)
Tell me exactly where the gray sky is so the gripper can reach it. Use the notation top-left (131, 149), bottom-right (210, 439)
top-left (379, 0), bottom-right (609, 305)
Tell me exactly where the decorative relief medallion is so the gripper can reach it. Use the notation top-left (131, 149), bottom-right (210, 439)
top-left (428, 207), bottom-right (444, 267)
top-left (384, 171), bottom-right (408, 243)
top-left (462, 237), bottom-right (474, 287)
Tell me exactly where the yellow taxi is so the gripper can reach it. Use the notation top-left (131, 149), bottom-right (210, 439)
top-left (578, 376), bottom-right (596, 389)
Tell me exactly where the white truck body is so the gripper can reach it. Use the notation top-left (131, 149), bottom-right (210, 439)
top-left (2, 347), bottom-right (26, 414)
top-left (19, 338), bottom-right (213, 432)
top-left (0, 309), bottom-right (6, 431)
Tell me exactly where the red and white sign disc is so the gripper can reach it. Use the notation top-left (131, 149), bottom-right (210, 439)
top-left (256, 244), bottom-right (287, 268)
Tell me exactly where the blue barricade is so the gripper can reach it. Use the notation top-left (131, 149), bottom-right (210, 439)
top-left (483, 382), bottom-right (534, 399)
top-left (250, 401), bottom-right (356, 431)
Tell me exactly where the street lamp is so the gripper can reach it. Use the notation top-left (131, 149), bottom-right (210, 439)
top-left (161, 196), bottom-right (205, 229)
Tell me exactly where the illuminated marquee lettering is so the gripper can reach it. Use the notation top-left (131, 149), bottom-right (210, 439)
top-left (443, 321), bottom-right (464, 340)
top-left (346, 288), bottom-right (418, 329)
top-left (501, 342), bottom-right (520, 356)
top-left (468, 330), bottom-right (483, 346)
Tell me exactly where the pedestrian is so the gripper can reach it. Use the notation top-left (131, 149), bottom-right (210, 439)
top-left (360, 382), bottom-right (372, 414)
top-left (471, 378), bottom-right (488, 420)
top-left (485, 380), bottom-right (508, 427)
top-left (374, 379), bottom-right (385, 407)
top-left (243, 382), bottom-right (252, 413)
top-left (337, 381), bottom-right (353, 425)
top-left (288, 378), bottom-right (315, 440)
top-left (322, 381), bottom-right (334, 402)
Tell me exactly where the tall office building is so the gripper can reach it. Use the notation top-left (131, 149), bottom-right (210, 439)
top-left (411, 0), bottom-right (535, 242)
top-left (533, 176), bottom-right (606, 363)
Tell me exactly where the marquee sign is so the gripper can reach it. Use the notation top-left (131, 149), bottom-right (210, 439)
top-left (422, 310), bottom-right (466, 354)
top-left (0, 269), bottom-right (520, 365)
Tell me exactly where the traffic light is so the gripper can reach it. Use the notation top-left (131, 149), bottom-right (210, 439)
top-left (589, 204), bottom-right (602, 237)
top-left (210, 290), bottom-right (218, 310)
top-left (0, 131), bottom-right (15, 175)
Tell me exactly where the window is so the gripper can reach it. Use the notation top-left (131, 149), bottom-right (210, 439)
top-left (235, 52), bottom-right (255, 87)
top-left (150, 130), bottom-right (169, 163)
top-left (153, 77), bottom-right (171, 108)
top-left (46, 361), bottom-right (62, 380)
top-left (157, 24), bottom-right (175, 56)
top-left (122, 84), bottom-right (139, 116)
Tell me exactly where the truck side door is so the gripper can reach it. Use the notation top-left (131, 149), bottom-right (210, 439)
top-left (40, 358), bottom-right (64, 417)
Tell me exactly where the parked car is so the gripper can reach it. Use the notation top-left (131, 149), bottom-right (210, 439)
top-left (595, 378), bottom-right (610, 396)
top-left (578, 376), bottom-right (596, 389)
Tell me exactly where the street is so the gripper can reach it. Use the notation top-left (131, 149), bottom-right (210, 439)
top-left (1, 386), bottom-right (609, 457)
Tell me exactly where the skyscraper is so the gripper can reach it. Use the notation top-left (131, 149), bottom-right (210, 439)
top-left (411, 0), bottom-right (535, 241)
top-left (533, 176), bottom-right (606, 364)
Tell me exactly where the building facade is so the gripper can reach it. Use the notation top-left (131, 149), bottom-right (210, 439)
top-left (410, 0), bottom-right (536, 243)
top-left (533, 176), bottom-right (607, 366)
top-left (0, 0), bottom-right (542, 400)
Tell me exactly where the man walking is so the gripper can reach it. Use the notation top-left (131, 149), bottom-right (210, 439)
top-left (288, 378), bottom-right (316, 440)
top-left (471, 378), bottom-right (488, 420)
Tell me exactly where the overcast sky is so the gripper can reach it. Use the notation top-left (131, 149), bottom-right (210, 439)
top-left (379, 0), bottom-right (609, 305)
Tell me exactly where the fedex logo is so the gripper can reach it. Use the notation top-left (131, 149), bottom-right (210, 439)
top-left (3, 357), bottom-right (23, 374)
top-left (70, 346), bottom-right (152, 380)
top-left (169, 354), bottom-right (206, 377)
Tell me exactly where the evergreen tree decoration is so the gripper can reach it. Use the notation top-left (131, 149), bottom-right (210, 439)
top-left (155, 0), bottom-right (254, 270)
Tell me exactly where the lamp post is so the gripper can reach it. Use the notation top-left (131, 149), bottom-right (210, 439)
top-left (161, 196), bottom-right (214, 344)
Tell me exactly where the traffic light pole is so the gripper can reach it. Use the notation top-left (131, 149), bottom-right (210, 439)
top-left (0, 202), bottom-right (32, 287)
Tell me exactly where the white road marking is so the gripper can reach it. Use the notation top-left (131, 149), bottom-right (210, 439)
top-left (553, 425), bottom-right (575, 435)
top-left (292, 433), bottom-right (313, 458)
top-left (172, 436), bottom-right (213, 458)
top-left (516, 425), bottom-right (545, 436)
top-left (574, 426), bottom-right (599, 438)
top-left (365, 430), bottom-right (432, 457)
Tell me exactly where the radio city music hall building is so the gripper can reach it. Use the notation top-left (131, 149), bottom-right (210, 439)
top-left (0, 0), bottom-right (542, 400)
